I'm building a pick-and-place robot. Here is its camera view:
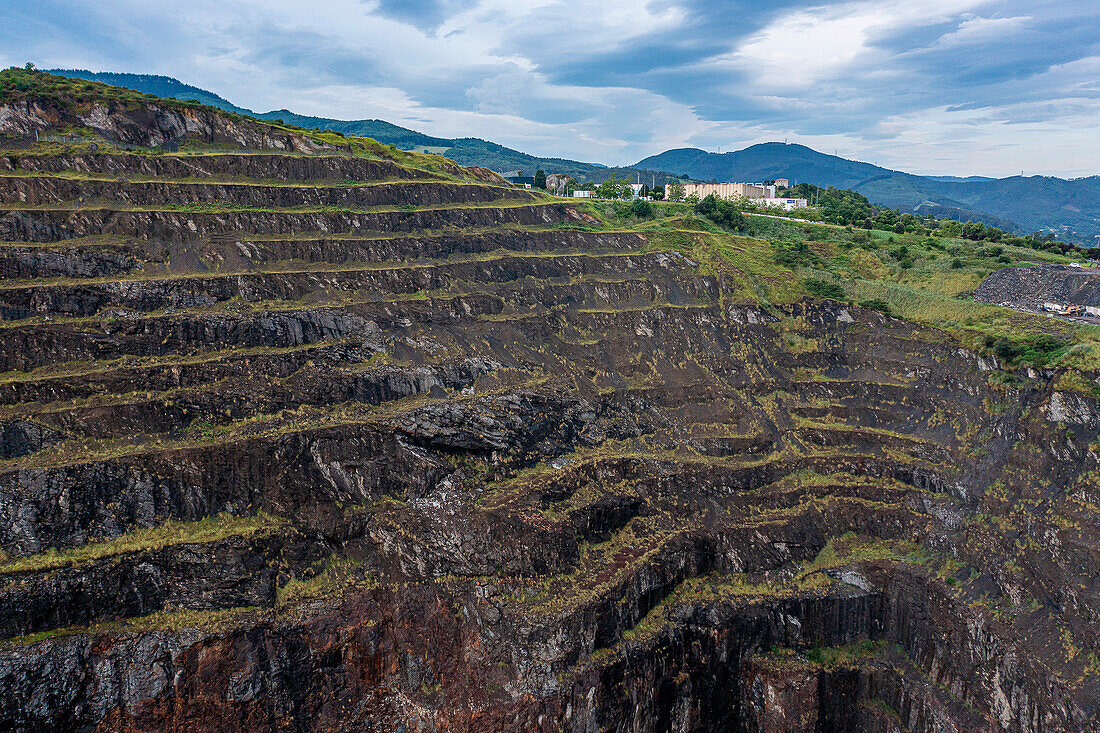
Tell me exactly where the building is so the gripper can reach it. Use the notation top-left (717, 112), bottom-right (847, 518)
top-left (501, 170), bottom-right (535, 187)
top-left (762, 197), bottom-right (809, 211)
top-left (572, 190), bottom-right (596, 198)
top-left (545, 174), bottom-right (570, 196)
top-left (629, 183), bottom-right (645, 200)
top-left (774, 178), bottom-right (790, 188)
top-left (680, 182), bottom-right (767, 200)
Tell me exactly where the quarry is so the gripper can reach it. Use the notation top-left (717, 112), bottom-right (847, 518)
top-left (0, 70), bottom-right (1098, 733)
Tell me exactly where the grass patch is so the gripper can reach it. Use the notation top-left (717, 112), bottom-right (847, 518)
top-left (10, 606), bottom-right (262, 645)
top-left (276, 554), bottom-right (375, 608)
top-left (0, 512), bottom-right (284, 575)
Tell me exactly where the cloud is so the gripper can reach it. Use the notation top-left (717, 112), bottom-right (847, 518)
top-left (369, 0), bottom-right (481, 31)
top-left (2, 0), bottom-right (1098, 177)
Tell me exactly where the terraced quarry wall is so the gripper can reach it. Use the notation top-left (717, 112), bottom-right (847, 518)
top-left (1, 80), bottom-right (1099, 733)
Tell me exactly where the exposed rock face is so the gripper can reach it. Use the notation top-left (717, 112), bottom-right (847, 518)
top-left (0, 83), bottom-right (1098, 733)
top-left (0, 98), bottom-right (331, 152)
top-left (974, 263), bottom-right (1100, 313)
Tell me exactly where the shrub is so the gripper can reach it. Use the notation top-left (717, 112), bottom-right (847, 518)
top-left (803, 277), bottom-right (846, 300)
top-left (849, 249), bottom-right (887, 278)
top-left (858, 298), bottom-right (892, 316)
top-left (774, 241), bottom-right (819, 267)
top-left (694, 194), bottom-right (746, 231)
top-left (983, 334), bottom-right (1067, 366)
top-left (951, 258), bottom-right (963, 269)
top-left (630, 199), bottom-right (653, 218)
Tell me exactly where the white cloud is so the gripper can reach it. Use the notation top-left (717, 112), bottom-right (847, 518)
top-left (723, 0), bottom-right (992, 91)
top-left (933, 14), bottom-right (1032, 47)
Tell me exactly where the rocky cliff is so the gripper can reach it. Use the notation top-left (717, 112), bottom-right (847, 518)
top-left (0, 69), bottom-right (1098, 733)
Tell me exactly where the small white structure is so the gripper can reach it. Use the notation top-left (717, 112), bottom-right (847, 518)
top-left (572, 190), bottom-right (596, 198)
top-left (763, 197), bottom-right (809, 211)
top-left (629, 183), bottom-right (645, 200)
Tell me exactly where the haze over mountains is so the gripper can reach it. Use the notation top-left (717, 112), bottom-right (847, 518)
top-left (51, 70), bottom-right (1100, 242)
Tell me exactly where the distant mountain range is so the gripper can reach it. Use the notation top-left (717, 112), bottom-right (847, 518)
top-left (49, 70), bottom-right (1100, 242)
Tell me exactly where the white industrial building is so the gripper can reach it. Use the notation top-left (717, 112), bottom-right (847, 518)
top-left (676, 182), bottom-right (806, 210)
top-left (762, 197), bottom-right (809, 211)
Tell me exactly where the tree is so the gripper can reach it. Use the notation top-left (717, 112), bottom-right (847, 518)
top-left (666, 182), bottom-right (685, 201)
top-left (534, 169), bottom-right (546, 190)
top-left (631, 199), bottom-right (653, 218)
top-left (651, 185), bottom-right (665, 201)
top-left (875, 209), bottom-right (898, 229)
top-left (935, 219), bottom-right (963, 237)
top-left (694, 193), bottom-right (746, 231)
top-left (596, 175), bottom-right (630, 200)
top-left (24, 62), bottom-right (35, 71)
top-left (961, 220), bottom-right (986, 241)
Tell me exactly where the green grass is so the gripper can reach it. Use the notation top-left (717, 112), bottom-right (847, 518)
top-left (275, 554), bottom-right (376, 607)
top-left (9, 605), bottom-right (263, 645)
top-left (0, 197), bottom-right (549, 215)
top-left (0, 512), bottom-right (284, 574)
top-left (689, 213), bottom-right (1100, 369)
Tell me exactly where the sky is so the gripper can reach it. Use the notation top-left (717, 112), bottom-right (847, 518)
top-left (3, 0), bottom-right (1098, 178)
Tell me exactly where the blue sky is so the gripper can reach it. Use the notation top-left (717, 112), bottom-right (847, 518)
top-left (3, 0), bottom-right (1098, 177)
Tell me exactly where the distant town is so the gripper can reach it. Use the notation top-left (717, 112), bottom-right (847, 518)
top-left (499, 169), bottom-right (809, 211)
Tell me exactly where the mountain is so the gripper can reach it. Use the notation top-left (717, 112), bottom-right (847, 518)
top-left (46, 69), bottom-right (683, 186)
top-left (637, 143), bottom-right (1100, 241)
